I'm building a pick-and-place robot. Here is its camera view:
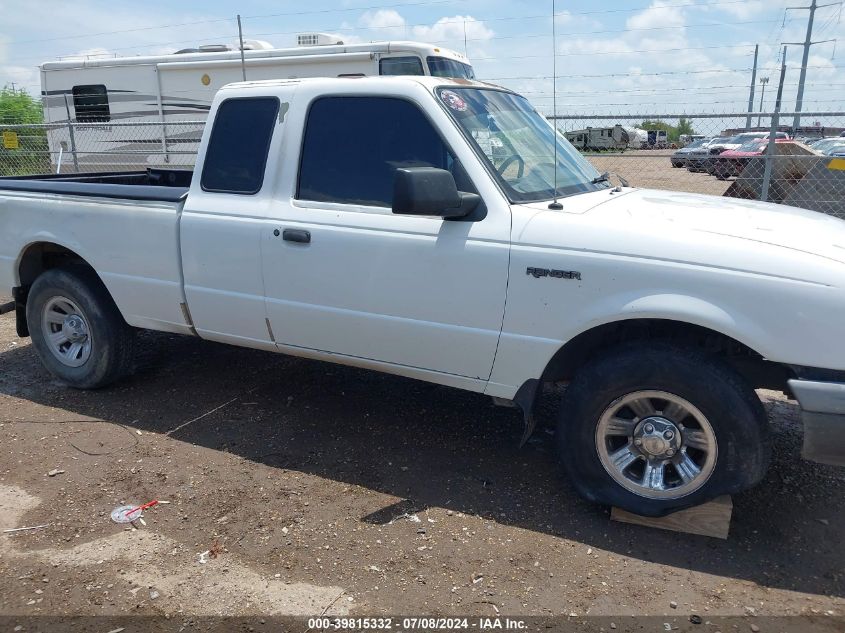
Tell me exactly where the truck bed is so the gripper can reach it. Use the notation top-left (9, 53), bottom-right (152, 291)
top-left (0, 168), bottom-right (192, 202)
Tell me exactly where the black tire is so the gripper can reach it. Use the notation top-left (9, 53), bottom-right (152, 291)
top-left (26, 266), bottom-right (135, 389)
top-left (557, 342), bottom-right (769, 517)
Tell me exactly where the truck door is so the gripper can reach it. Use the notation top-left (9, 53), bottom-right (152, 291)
top-left (260, 95), bottom-right (510, 380)
top-left (180, 96), bottom-right (281, 349)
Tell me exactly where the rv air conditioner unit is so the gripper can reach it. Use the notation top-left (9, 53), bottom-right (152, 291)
top-left (297, 33), bottom-right (344, 47)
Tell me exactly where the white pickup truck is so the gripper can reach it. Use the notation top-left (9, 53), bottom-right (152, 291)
top-left (2, 77), bottom-right (844, 517)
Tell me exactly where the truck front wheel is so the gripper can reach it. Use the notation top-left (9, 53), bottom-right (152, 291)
top-left (557, 342), bottom-right (770, 516)
top-left (26, 267), bottom-right (135, 389)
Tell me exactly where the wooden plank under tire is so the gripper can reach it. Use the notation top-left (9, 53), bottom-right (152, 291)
top-left (611, 495), bottom-right (732, 539)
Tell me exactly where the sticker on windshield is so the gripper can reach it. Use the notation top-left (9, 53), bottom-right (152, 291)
top-left (440, 90), bottom-right (468, 112)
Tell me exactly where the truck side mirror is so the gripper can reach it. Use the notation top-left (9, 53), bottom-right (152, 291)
top-left (392, 167), bottom-right (480, 219)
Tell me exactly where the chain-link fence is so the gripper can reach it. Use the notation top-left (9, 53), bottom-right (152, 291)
top-left (0, 120), bottom-right (205, 176)
top-left (2, 113), bottom-right (844, 218)
top-left (552, 111), bottom-right (845, 219)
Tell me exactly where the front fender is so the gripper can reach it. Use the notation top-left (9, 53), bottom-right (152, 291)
top-left (486, 276), bottom-right (844, 400)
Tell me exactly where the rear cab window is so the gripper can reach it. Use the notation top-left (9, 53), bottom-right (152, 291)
top-left (201, 97), bottom-right (280, 195)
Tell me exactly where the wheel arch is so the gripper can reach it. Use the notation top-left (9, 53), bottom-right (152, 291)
top-left (17, 240), bottom-right (98, 287)
top-left (539, 317), bottom-right (791, 392)
top-left (13, 241), bottom-right (108, 337)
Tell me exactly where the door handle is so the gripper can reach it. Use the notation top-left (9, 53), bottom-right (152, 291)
top-left (282, 229), bottom-right (311, 244)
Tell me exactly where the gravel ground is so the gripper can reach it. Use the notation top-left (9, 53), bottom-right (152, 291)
top-left (0, 167), bottom-right (840, 628)
top-left (1, 308), bottom-right (844, 625)
top-left (586, 150), bottom-right (732, 195)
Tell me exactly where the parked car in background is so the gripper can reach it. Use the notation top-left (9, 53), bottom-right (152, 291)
top-left (823, 141), bottom-right (845, 156)
top-left (811, 138), bottom-right (845, 154)
top-left (699, 132), bottom-right (790, 175)
top-left (670, 138), bottom-right (710, 168)
top-left (686, 137), bottom-right (730, 171)
top-left (710, 138), bottom-right (791, 180)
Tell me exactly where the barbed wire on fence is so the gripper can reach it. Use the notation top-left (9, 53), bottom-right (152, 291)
top-left (1, 113), bottom-right (843, 219)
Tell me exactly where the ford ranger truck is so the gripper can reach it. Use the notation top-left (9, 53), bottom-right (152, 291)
top-left (1, 77), bottom-right (844, 517)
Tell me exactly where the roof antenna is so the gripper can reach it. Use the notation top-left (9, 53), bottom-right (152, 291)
top-left (548, 0), bottom-right (563, 211)
top-left (237, 14), bottom-right (247, 81)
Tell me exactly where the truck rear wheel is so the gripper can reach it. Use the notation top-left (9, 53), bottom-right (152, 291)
top-left (26, 267), bottom-right (135, 389)
top-left (556, 342), bottom-right (769, 516)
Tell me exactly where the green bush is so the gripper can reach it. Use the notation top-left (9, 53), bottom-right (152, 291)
top-left (0, 85), bottom-right (51, 176)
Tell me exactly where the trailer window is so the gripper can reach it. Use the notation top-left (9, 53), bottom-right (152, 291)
top-left (71, 85), bottom-right (110, 122)
top-left (298, 96), bottom-right (473, 208)
top-left (379, 56), bottom-right (424, 76)
top-left (201, 97), bottom-right (279, 195)
top-left (427, 57), bottom-right (475, 79)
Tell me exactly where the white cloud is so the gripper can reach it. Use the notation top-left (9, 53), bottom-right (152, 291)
top-left (626, 1), bottom-right (687, 32)
top-left (554, 10), bottom-right (574, 26)
top-left (0, 64), bottom-right (38, 91)
top-left (358, 9), bottom-right (407, 39)
top-left (716, 1), bottom-right (766, 20)
top-left (558, 39), bottom-right (634, 56)
top-left (60, 47), bottom-right (113, 61)
top-left (411, 15), bottom-right (494, 44)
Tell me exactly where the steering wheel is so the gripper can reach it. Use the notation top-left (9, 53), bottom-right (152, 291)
top-left (497, 154), bottom-right (525, 178)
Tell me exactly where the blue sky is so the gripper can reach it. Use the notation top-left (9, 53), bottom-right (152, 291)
top-left (1, 0), bottom-right (842, 117)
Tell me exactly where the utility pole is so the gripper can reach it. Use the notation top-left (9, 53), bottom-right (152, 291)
top-left (783, 0), bottom-right (840, 131)
top-left (761, 47), bottom-right (788, 203)
top-left (757, 77), bottom-right (770, 128)
top-left (745, 44), bottom-right (759, 130)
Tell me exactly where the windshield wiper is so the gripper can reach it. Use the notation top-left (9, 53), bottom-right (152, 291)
top-left (591, 171), bottom-right (629, 187)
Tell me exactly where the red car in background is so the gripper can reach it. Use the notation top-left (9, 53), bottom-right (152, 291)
top-left (710, 138), bottom-right (791, 180)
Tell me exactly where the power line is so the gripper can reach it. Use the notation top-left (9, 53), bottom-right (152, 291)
top-left (3, 0), bottom-right (768, 47)
top-left (487, 62), bottom-right (845, 81)
top-left (781, 0), bottom-right (843, 127)
top-left (436, 45), bottom-right (757, 62)
top-left (7, 0), bottom-right (466, 45)
top-left (0, 13), bottom-right (780, 67)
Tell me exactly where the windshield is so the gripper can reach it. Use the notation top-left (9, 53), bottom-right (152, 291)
top-left (427, 57), bottom-right (475, 79)
top-left (737, 139), bottom-right (766, 152)
top-left (686, 139), bottom-right (706, 149)
top-left (437, 87), bottom-right (608, 203)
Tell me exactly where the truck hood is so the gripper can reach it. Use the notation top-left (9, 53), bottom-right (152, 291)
top-left (589, 189), bottom-right (845, 265)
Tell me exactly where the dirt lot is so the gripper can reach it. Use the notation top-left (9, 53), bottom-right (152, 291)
top-left (0, 164), bottom-right (840, 628)
top-left (586, 150), bottom-right (732, 195)
top-left (1, 298), bottom-right (844, 628)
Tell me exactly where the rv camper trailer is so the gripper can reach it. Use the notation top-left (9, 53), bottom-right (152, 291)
top-left (39, 35), bottom-right (474, 170)
top-left (563, 125), bottom-right (630, 151)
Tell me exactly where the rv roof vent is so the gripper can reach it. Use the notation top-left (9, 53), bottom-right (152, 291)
top-left (297, 33), bottom-right (343, 47)
top-left (198, 44), bottom-right (231, 53)
top-left (240, 39), bottom-right (275, 51)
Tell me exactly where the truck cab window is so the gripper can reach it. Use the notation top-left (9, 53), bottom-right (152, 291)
top-left (201, 97), bottom-right (279, 195)
top-left (379, 57), bottom-right (424, 76)
top-left (71, 85), bottom-right (110, 122)
top-left (297, 97), bottom-right (474, 207)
